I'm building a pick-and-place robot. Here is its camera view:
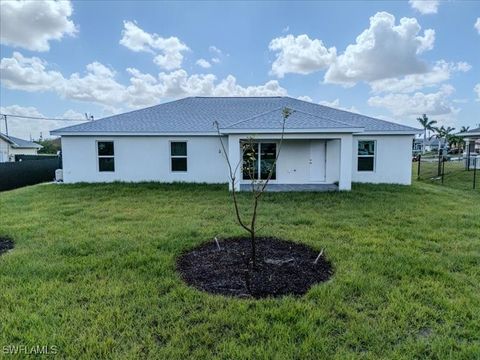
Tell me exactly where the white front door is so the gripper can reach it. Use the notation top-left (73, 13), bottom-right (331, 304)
top-left (309, 140), bottom-right (326, 182)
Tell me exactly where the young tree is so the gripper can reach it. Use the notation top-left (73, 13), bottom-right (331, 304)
top-left (214, 107), bottom-right (293, 267)
top-left (417, 114), bottom-right (437, 154)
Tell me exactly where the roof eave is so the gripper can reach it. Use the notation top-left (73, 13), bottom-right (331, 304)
top-left (220, 127), bottom-right (365, 134)
top-left (359, 130), bottom-right (422, 135)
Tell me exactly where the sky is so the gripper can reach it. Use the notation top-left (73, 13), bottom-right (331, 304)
top-left (0, 0), bottom-right (479, 139)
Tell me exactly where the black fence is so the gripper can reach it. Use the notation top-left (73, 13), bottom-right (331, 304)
top-left (0, 157), bottom-right (61, 191)
top-left (416, 153), bottom-right (478, 190)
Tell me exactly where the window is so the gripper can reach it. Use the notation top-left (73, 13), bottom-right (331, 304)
top-left (357, 140), bottom-right (375, 172)
top-left (98, 141), bottom-right (114, 172)
top-left (242, 142), bottom-right (276, 180)
top-left (171, 141), bottom-right (187, 172)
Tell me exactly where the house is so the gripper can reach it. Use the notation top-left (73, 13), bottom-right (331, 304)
top-left (412, 137), bottom-right (447, 153)
top-left (51, 97), bottom-right (420, 191)
top-left (458, 127), bottom-right (480, 169)
top-left (0, 133), bottom-right (42, 162)
top-left (458, 127), bottom-right (480, 153)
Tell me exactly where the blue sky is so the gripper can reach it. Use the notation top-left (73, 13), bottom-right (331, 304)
top-left (0, 0), bottom-right (479, 139)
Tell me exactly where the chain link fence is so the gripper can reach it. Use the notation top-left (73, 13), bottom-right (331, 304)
top-left (415, 153), bottom-right (478, 190)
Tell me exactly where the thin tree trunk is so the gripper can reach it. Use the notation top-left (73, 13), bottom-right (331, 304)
top-left (423, 129), bottom-right (427, 154)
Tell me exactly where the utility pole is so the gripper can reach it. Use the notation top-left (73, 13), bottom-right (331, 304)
top-left (2, 114), bottom-right (8, 136)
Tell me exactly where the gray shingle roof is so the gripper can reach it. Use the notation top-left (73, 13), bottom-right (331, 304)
top-left (51, 97), bottom-right (420, 135)
top-left (0, 133), bottom-right (42, 149)
top-left (457, 127), bottom-right (480, 137)
top-left (225, 107), bottom-right (357, 130)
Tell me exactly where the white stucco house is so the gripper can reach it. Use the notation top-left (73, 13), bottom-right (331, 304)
top-left (51, 97), bottom-right (420, 191)
top-left (0, 133), bottom-right (42, 162)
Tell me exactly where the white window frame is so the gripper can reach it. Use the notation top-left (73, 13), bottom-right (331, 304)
top-left (241, 141), bottom-right (278, 181)
top-left (170, 140), bottom-right (188, 173)
top-left (96, 140), bottom-right (115, 172)
top-left (357, 140), bottom-right (376, 172)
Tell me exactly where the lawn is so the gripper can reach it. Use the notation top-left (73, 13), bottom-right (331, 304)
top-left (0, 180), bottom-right (479, 359)
top-left (414, 157), bottom-right (479, 190)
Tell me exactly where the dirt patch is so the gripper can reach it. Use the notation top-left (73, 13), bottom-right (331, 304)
top-left (0, 236), bottom-right (14, 256)
top-left (177, 237), bottom-right (333, 299)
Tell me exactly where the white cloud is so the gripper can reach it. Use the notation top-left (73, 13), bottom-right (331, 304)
top-left (475, 18), bottom-right (480, 34)
top-left (319, 98), bottom-right (358, 113)
top-left (209, 46), bottom-right (222, 55)
top-left (60, 62), bottom-right (128, 106)
top-left (213, 75), bottom-right (287, 97)
top-left (208, 46), bottom-right (225, 64)
top-left (0, 0), bottom-right (77, 52)
top-left (61, 109), bottom-right (86, 120)
top-left (324, 12), bottom-right (435, 85)
top-left (0, 105), bottom-right (86, 140)
top-left (368, 85), bottom-right (456, 117)
top-left (1, 52), bottom-right (287, 110)
top-left (0, 52), bottom-right (64, 91)
top-left (409, 0), bottom-right (439, 15)
top-left (120, 21), bottom-right (189, 70)
top-left (269, 34), bottom-right (336, 78)
top-left (319, 99), bottom-right (340, 107)
top-left (474, 84), bottom-right (480, 101)
top-left (370, 60), bottom-right (471, 93)
top-left (297, 95), bottom-right (312, 102)
top-left (196, 58), bottom-right (211, 68)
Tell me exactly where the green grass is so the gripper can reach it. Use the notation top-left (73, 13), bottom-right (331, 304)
top-left (1, 180), bottom-right (479, 359)
top-left (414, 159), bottom-right (479, 191)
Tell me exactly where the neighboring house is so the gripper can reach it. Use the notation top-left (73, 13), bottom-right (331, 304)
top-left (458, 127), bottom-right (480, 153)
top-left (412, 137), bottom-right (446, 153)
top-left (0, 133), bottom-right (42, 162)
top-left (51, 97), bottom-right (420, 191)
top-left (458, 127), bottom-right (480, 169)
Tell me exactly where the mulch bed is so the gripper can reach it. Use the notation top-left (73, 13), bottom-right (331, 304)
top-left (177, 237), bottom-right (333, 299)
top-left (0, 236), bottom-right (14, 256)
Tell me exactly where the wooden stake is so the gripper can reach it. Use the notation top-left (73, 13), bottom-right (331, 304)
top-left (314, 249), bottom-right (324, 264)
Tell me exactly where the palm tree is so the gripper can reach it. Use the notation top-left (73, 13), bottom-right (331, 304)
top-left (460, 126), bottom-right (470, 133)
top-left (417, 114), bottom-right (437, 154)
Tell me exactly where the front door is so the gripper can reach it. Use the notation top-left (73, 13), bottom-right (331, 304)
top-left (309, 140), bottom-right (326, 182)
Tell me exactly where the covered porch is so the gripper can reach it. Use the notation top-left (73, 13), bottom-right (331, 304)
top-left (227, 133), bottom-right (354, 192)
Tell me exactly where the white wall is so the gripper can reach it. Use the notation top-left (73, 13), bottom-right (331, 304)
top-left (0, 138), bottom-right (9, 162)
top-left (325, 139), bottom-right (340, 183)
top-left (9, 148), bottom-right (39, 157)
top-left (277, 140), bottom-right (311, 183)
top-left (61, 136), bottom-right (229, 183)
top-left (60, 134), bottom-right (414, 186)
top-left (352, 135), bottom-right (413, 185)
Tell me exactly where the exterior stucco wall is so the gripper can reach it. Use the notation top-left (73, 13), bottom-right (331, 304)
top-left (9, 148), bottom-right (39, 157)
top-left (352, 135), bottom-right (413, 185)
top-left (0, 138), bottom-right (9, 162)
top-left (61, 136), bottom-right (229, 183)
top-left (276, 140), bottom-right (311, 184)
top-left (60, 134), bottom-right (414, 187)
top-left (325, 139), bottom-right (340, 183)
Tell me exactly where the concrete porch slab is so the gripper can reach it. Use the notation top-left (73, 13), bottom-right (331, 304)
top-left (239, 183), bottom-right (338, 192)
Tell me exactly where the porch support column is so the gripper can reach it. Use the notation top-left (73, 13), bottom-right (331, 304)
top-left (339, 134), bottom-right (353, 191)
top-left (227, 134), bottom-right (241, 191)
